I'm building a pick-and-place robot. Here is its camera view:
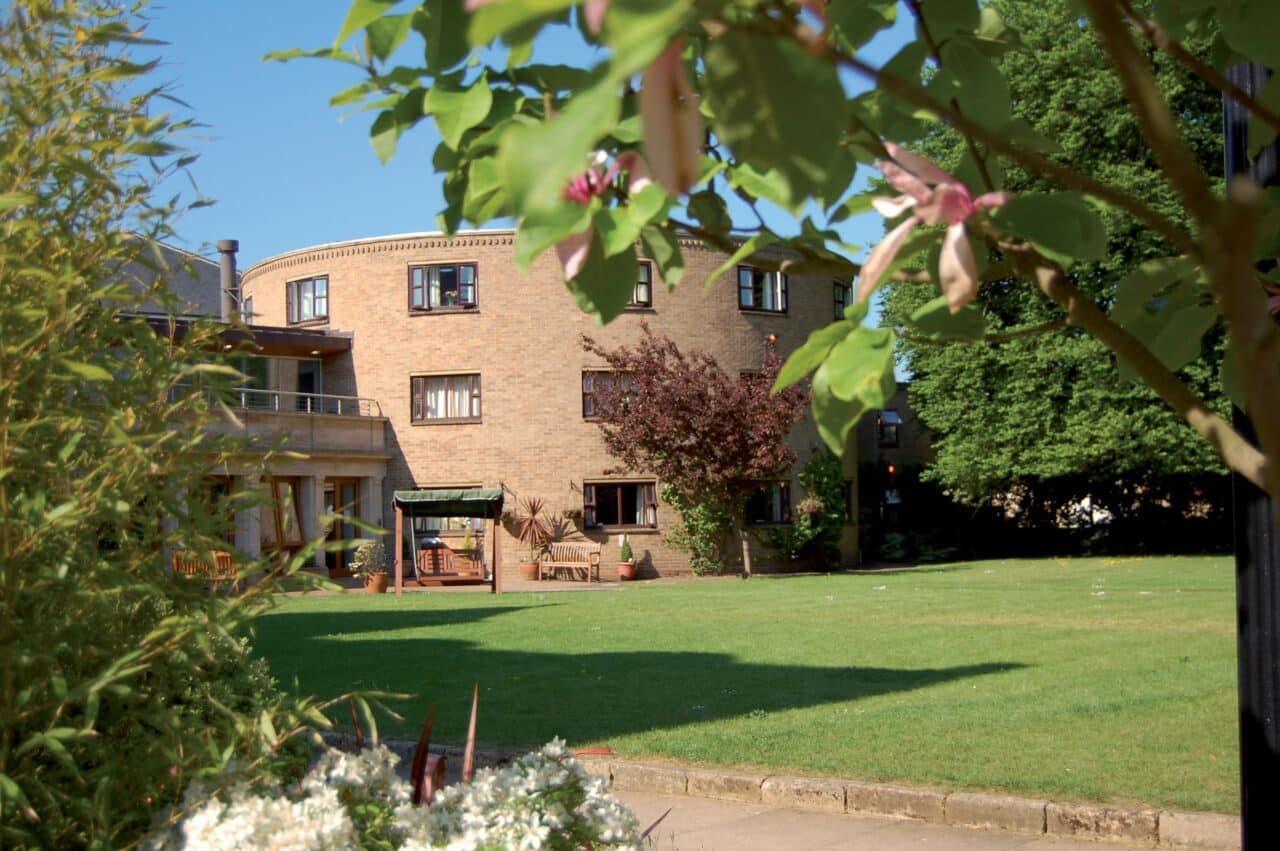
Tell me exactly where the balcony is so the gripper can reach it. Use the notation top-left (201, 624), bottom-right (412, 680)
top-left (204, 388), bottom-right (388, 455)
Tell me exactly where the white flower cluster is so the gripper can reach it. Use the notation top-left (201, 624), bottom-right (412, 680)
top-left (146, 739), bottom-right (641, 851)
top-left (397, 738), bottom-right (640, 851)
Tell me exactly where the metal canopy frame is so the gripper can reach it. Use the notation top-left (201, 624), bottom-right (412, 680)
top-left (392, 489), bottom-right (505, 595)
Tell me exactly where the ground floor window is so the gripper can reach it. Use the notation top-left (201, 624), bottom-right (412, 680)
top-left (746, 482), bottom-right (792, 525)
top-left (262, 477), bottom-right (304, 549)
top-left (584, 481), bottom-right (657, 528)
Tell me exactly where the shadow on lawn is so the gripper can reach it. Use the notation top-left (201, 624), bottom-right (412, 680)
top-left (255, 611), bottom-right (1025, 748)
top-left (254, 605), bottom-right (547, 640)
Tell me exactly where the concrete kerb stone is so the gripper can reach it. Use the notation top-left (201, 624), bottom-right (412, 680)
top-left (327, 736), bottom-right (1241, 849)
top-left (686, 769), bottom-right (765, 803)
top-left (1158, 811), bottom-right (1241, 850)
top-left (847, 780), bottom-right (946, 823)
top-left (1048, 801), bottom-right (1160, 844)
top-left (761, 776), bottom-right (847, 814)
top-left (945, 791), bottom-right (1047, 834)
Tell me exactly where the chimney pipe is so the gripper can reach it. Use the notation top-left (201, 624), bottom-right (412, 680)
top-left (217, 239), bottom-right (239, 322)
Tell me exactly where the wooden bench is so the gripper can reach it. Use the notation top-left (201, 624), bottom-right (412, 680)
top-left (172, 549), bottom-right (239, 592)
top-left (539, 542), bottom-right (601, 582)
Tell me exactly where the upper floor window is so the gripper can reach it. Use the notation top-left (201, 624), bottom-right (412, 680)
top-left (411, 373), bottom-right (481, 423)
top-left (410, 263), bottom-right (477, 311)
top-left (584, 481), bottom-right (657, 528)
top-left (287, 276), bottom-right (328, 325)
top-left (240, 295), bottom-right (255, 325)
top-left (746, 481), bottom-right (792, 525)
top-left (738, 266), bottom-right (787, 313)
top-left (833, 282), bottom-right (849, 319)
top-left (631, 262), bottom-right (653, 308)
top-left (878, 409), bottom-right (901, 447)
top-left (581, 370), bottom-right (636, 420)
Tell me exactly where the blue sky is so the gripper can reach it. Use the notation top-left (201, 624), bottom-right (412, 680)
top-left (144, 1), bottom-right (911, 270)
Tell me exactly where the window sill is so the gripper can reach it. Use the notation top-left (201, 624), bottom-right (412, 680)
top-left (409, 305), bottom-right (479, 315)
top-left (624, 304), bottom-right (654, 313)
top-left (410, 418), bottom-right (483, 426)
top-left (737, 307), bottom-right (788, 316)
top-left (586, 525), bottom-right (659, 533)
top-left (287, 318), bottom-right (329, 328)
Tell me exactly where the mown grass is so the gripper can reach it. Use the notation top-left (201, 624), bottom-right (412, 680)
top-left (253, 556), bottom-right (1238, 813)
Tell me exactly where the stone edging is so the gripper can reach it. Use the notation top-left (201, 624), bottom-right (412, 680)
top-left (322, 735), bottom-right (1238, 850)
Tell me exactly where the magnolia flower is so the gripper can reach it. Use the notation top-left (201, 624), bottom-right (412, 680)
top-left (857, 143), bottom-right (1011, 313)
top-left (556, 151), bottom-right (651, 279)
top-left (640, 38), bottom-right (702, 197)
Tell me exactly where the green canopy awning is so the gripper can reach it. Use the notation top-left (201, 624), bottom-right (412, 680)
top-left (393, 488), bottom-right (504, 519)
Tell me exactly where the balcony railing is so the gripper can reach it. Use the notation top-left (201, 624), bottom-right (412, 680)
top-left (230, 387), bottom-right (382, 418)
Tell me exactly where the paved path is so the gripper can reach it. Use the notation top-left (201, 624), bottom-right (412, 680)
top-left (615, 790), bottom-right (1117, 851)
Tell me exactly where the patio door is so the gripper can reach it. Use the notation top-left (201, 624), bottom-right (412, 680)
top-left (325, 477), bottom-right (360, 576)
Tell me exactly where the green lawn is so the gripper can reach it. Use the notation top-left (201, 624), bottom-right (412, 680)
top-left (253, 556), bottom-right (1239, 813)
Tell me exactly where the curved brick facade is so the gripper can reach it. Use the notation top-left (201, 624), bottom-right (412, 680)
top-left (241, 230), bottom-right (856, 579)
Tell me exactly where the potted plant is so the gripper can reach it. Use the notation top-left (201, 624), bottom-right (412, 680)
top-left (617, 535), bottom-right (637, 581)
top-left (510, 497), bottom-right (552, 580)
top-left (351, 538), bottom-right (388, 593)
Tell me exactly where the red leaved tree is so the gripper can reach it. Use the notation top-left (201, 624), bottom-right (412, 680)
top-left (581, 324), bottom-right (806, 573)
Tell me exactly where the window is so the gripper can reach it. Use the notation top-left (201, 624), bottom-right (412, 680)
top-left (241, 295), bottom-right (254, 325)
top-left (410, 374), bottom-right (481, 423)
top-left (581, 370), bottom-right (635, 419)
top-left (877, 409), bottom-right (901, 447)
top-left (833, 282), bottom-right (849, 319)
top-left (631, 262), bottom-right (653, 308)
top-left (746, 482), bottom-right (792, 525)
top-left (584, 482), bottom-right (657, 528)
top-left (409, 263), bottom-right (477, 310)
top-left (286, 276), bottom-right (328, 324)
top-left (738, 266), bottom-right (787, 313)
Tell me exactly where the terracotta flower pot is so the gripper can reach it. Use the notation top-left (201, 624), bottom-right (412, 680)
top-left (617, 561), bottom-right (637, 581)
top-left (364, 573), bottom-right (389, 594)
top-left (519, 561), bottom-right (539, 581)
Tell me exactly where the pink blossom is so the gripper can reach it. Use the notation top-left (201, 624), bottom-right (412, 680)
top-left (857, 142), bottom-right (1011, 314)
top-left (556, 151), bottom-right (652, 280)
top-left (640, 39), bottom-right (702, 197)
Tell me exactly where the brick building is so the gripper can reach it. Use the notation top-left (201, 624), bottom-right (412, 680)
top-left (234, 229), bottom-right (861, 582)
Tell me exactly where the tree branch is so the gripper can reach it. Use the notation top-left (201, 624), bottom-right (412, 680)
top-left (898, 317), bottom-right (1068, 346)
top-left (1115, 0), bottom-right (1280, 138)
top-left (1006, 244), bottom-right (1269, 493)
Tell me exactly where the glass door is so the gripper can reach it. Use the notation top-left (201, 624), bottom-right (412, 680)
top-left (325, 478), bottom-right (360, 576)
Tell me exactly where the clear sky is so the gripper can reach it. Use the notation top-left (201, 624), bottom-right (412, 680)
top-left (143, 1), bottom-right (911, 271)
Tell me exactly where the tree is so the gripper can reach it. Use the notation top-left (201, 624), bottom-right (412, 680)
top-left (581, 326), bottom-right (805, 573)
top-left (879, 0), bottom-right (1228, 526)
top-left (0, 4), bottom-right (322, 844)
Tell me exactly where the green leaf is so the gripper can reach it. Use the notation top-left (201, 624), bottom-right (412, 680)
top-left (1110, 256), bottom-right (1198, 325)
top-left (773, 321), bottom-right (856, 392)
top-left (414, 0), bottom-right (470, 73)
top-left (909, 296), bottom-right (986, 340)
top-left (0, 192), bottom-right (35, 212)
top-left (829, 0), bottom-right (898, 52)
top-left (705, 231), bottom-right (778, 288)
top-left (1219, 1), bottom-right (1280, 67)
top-left (368, 89), bottom-right (425, 165)
top-left (728, 162), bottom-right (796, 213)
top-left (811, 361), bottom-right (871, 454)
top-left (687, 190), bottom-right (731, 234)
top-left (919, 0), bottom-right (980, 36)
top-left (1149, 304), bottom-right (1217, 373)
top-left (514, 203), bottom-right (592, 270)
top-left (468, 0), bottom-right (573, 46)
top-left (336, 0), bottom-right (399, 46)
top-left (1221, 340), bottom-right (1245, 409)
top-left (565, 231), bottom-right (637, 324)
top-left (822, 325), bottom-right (896, 404)
top-left (640, 225), bottom-right (683, 290)
top-left (988, 192), bottom-right (1107, 266)
top-left (365, 13), bottom-right (413, 60)
top-left (703, 30), bottom-right (846, 207)
top-left (1247, 73), bottom-right (1280, 156)
top-left (941, 40), bottom-right (1009, 130)
top-left (63, 361), bottom-right (113, 382)
top-left (600, 0), bottom-right (692, 81)
top-left (594, 205), bottom-right (643, 258)
top-left (462, 157), bottom-right (508, 223)
top-left (426, 73), bottom-right (493, 150)
top-left (497, 84), bottom-right (620, 213)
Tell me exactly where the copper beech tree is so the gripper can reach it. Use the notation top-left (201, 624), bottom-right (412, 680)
top-left (582, 326), bottom-right (805, 573)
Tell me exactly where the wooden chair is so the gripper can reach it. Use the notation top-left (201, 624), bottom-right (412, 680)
top-left (172, 549), bottom-right (239, 593)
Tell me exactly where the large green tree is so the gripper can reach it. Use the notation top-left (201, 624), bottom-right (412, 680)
top-left (879, 0), bottom-right (1228, 510)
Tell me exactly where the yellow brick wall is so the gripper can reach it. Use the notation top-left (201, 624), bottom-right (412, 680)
top-left (241, 230), bottom-right (859, 579)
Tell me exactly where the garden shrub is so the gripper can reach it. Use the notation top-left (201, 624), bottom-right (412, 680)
top-left (0, 4), bottom-right (322, 846)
